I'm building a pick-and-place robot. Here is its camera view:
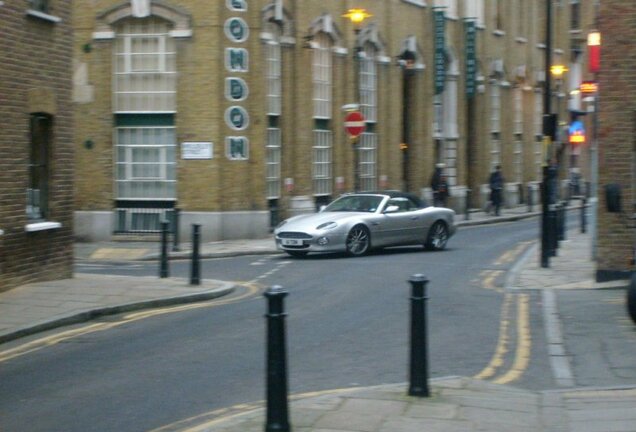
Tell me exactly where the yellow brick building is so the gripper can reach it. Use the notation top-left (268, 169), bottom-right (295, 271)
top-left (73, 0), bottom-right (594, 242)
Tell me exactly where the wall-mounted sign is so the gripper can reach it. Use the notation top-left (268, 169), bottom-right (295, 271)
top-left (569, 120), bottom-right (586, 145)
top-left (580, 80), bottom-right (598, 94)
top-left (227, 0), bottom-right (247, 11)
top-left (225, 77), bottom-right (248, 101)
top-left (225, 106), bottom-right (249, 130)
top-left (433, 9), bottom-right (446, 95)
top-left (181, 141), bottom-right (213, 159)
top-left (226, 48), bottom-right (249, 72)
top-left (224, 17), bottom-right (249, 43)
top-left (226, 136), bottom-right (249, 160)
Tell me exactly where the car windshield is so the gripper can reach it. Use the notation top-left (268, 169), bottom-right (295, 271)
top-left (323, 195), bottom-right (384, 213)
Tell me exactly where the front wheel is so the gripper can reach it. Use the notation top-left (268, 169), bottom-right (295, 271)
top-left (425, 221), bottom-right (449, 251)
top-left (346, 225), bottom-right (371, 257)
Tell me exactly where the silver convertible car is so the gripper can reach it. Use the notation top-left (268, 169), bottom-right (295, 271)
top-left (274, 191), bottom-right (456, 257)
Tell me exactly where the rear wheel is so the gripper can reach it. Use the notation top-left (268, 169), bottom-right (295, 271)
top-left (346, 225), bottom-right (370, 257)
top-left (425, 221), bottom-right (449, 251)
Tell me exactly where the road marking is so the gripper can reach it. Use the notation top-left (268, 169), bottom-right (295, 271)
top-left (474, 293), bottom-right (513, 380)
top-left (480, 269), bottom-right (505, 293)
top-left (492, 294), bottom-right (531, 384)
top-left (0, 282), bottom-right (263, 363)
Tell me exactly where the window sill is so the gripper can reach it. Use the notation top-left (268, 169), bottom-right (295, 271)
top-left (25, 221), bottom-right (62, 232)
top-left (26, 9), bottom-right (62, 23)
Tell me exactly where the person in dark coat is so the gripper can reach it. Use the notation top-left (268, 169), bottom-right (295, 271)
top-left (430, 164), bottom-right (448, 207)
top-left (489, 165), bottom-right (504, 216)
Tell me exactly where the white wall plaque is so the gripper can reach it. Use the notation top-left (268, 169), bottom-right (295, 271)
top-left (181, 142), bottom-right (213, 159)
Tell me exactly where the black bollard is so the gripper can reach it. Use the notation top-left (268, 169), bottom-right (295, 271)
top-left (581, 197), bottom-right (587, 233)
top-left (159, 220), bottom-right (169, 278)
top-left (527, 185), bottom-right (533, 213)
top-left (557, 202), bottom-right (565, 241)
top-left (561, 201), bottom-right (567, 241)
top-left (408, 274), bottom-right (430, 397)
top-left (172, 207), bottom-right (180, 252)
top-left (465, 188), bottom-right (471, 221)
top-left (628, 274), bottom-right (636, 324)
top-left (264, 286), bottom-right (290, 432)
top-left (190, 223), bottom-right (201, 285)
top-left (548, 203), bottom-right (558, 257)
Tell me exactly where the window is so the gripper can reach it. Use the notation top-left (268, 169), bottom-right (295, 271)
top-left (312, 129), bottom-right (332, 196)
top-left (495, 0), bottom-right (505, 32)
top-left (313, 32), bottom-right (332, 119)
top-left (517, 0), bottom-right (527, 39)
top-left (266, 41), bottom-right (282, 116)
top-left (114, 18), bottom-right (176, 113)
top-left (570, 0), bottom-right (580, 30)
top-left (359, 132), bottom-right (377, 192)
top-left (359, 43), bottom-right (377, 123)
top-left (27, 114), bottom-right (52, 220)
top-left (115, 125), bottom-right (176, 200)
top-left (29, 0), bottom-right (49, 13)
top-left (266, 127), bottom-right (281, 199)
top-left (490, 81), bottom-right (501, 169)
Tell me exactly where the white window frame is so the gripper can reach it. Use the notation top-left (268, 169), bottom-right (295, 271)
top-left (359, 132), bottom-right (377, 192)
top-left (434, 0), bottom-right (458, 18)
top-left (266, 128), bottom-right (281, 199)
top-left (313, 33), bottom-right (332, 119)
top-left (266, 41), bottom-right (282, 116)
top-left (490, 80), bottom-right (501, 133)
top-left (312, 129), bottom-right (332, 196)
top-left (114, 18), bottom-right (177, 114)
top-left (359, 43), bottom-right (377, 123)
top-left (464, 0), bottom-right (484, 27)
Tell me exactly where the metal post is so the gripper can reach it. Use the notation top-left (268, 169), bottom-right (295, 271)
top-left (527, 185), bottom-right (533, 213)
top-left (172, 207), bottom-right (180, 252)
top-left (408, 274), bottom-right (430, 397)
top-left (557, 202), bottom-right (565, 241)
top-left (541, 168), bottom-right (550, 267)
top-left (465, 188), bottom-right (471, 220)
top-left (159, 220), bottom-right (169, 278)
top-left (581, 196), bottom-right (587, 233)
top-left (561, 201), bottom-right (567, 241)
top-left (264, 286), bottom-right (290, 432)
top-left (190, 223), bottom-right (201, 285)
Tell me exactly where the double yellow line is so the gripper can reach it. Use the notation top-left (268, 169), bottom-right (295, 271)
top-left (473, 242), bottom-right (533, 384)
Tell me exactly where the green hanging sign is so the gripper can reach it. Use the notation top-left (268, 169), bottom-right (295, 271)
top-left (434, 10), bottom-right (446, 95)
top-left (465, 20), bottom-right (477, 98)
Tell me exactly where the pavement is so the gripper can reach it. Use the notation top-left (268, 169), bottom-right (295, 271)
top-left (2, 203), bottom-right (636, 432)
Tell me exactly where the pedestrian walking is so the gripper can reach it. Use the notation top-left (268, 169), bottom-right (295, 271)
top-left (489, 165), bottom-right (504, 216)
top-left (430, 164), bottom-right (449, 207)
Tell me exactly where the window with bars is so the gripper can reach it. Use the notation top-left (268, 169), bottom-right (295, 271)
top-left (266, 128), bottom-right (281, 199)
top-left (266, 41), bottom-right (282, 116)
top-left (443, 74), bottom-right (459, 139)
top-left (312, 129), bottom-right (332, 196)
top-left (27, 113), bottom-right (52, 221)
top-left (114, 18), bottom-right (176, 113)
top-left (313, 33), bottom-right (332, 119)
top-left (115, 126), bottom-right (176, 200)
top-left (360, 43), bottom-right (377, 123)
top-left (514, 86), bottom-right (523, 135)
top-left (359, 132), bottom-right (377, 192)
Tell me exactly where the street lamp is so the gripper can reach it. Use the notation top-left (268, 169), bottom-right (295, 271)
top-left (342, 8), bottom-right (372, 192)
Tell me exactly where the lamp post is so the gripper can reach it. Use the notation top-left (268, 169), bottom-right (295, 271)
top-left (343, 8), bottom-right (372, 192)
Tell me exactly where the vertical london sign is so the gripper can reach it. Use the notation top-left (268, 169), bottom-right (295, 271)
top-left (464, 19), bottom-right (477, 98)
top-left (433, 9), bottom-right (446, 95)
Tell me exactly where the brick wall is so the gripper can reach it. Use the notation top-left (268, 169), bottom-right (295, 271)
top-left (596, 1), bottom-right (636, 280)
top-left (0, 1), bottom-right (74, 292)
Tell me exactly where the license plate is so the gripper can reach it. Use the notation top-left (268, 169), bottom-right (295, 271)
top-left (282, 238), bottom-right (303, 246)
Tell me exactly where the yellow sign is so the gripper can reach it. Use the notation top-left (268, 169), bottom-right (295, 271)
top-left (580, 81), bottom-right (598, 94)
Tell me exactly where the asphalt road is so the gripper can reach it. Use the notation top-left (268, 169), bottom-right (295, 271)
top-left (0, 218), bottom-right (556, 432)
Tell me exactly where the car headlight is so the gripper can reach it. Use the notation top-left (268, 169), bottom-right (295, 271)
top-left (316, 221), bottom-right (338, 230)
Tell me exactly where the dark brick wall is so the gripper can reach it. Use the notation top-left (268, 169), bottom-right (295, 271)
top-left (0, 1), bottom-right (74, 291)
top-left (596, 1), bottom-right (636, 280)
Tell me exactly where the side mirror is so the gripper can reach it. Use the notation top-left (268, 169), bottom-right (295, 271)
top-left (384, 205), bottom-right (400, 214)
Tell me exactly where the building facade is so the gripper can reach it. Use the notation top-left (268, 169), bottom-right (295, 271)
top-left (72, 0), bottom-right (593, 243)
top-left (0, 0), bottom-right (75, 292)
top-left (596, 0), bottom-right (635, 280)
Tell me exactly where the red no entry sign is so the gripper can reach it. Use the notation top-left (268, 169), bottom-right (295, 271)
top-left (344, 111), bottom-right (366, 138)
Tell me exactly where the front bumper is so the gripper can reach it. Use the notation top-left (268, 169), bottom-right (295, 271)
top-left (275, 232), bottom-right (346, 253)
